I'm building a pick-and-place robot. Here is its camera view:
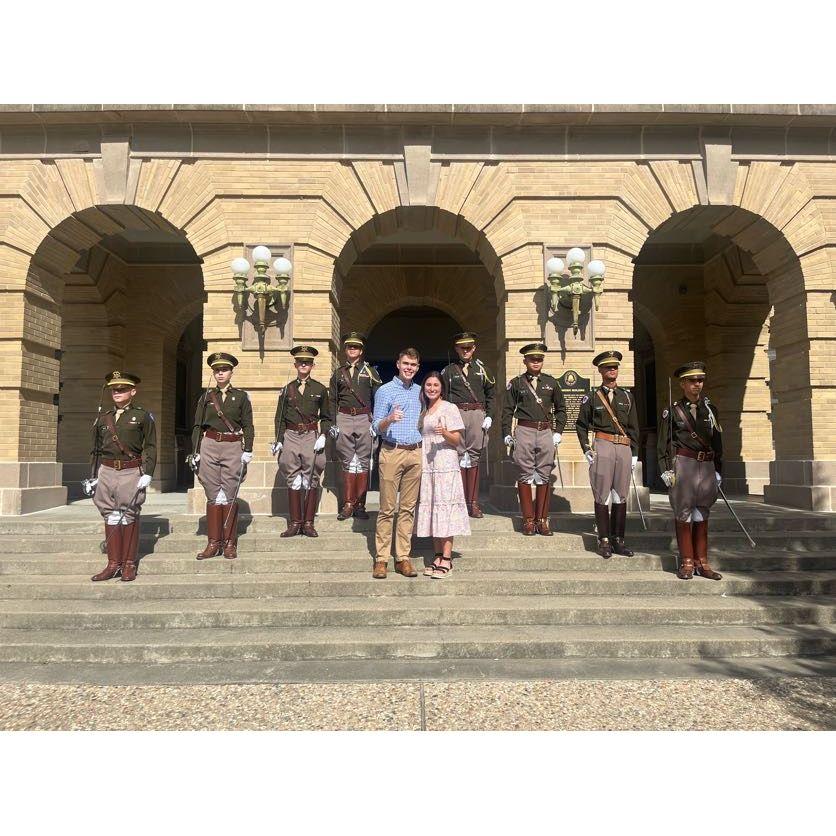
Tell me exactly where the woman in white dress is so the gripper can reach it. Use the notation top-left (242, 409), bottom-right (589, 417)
top-left (414, 372), bottom-right (471, 578)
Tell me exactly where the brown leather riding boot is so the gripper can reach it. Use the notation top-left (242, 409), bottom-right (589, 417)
top-left (353, 471), bottom-right (370, 519)
top-left (610, 502), bottom-right (634, 556)
top-left (468, 466), bottom-right (484, 518)
top-left (594, 502), bottom-right (612, 558)
top-left (281, 489), bottom-right (303, 537)
top-left (120, 519), bottom-right (140, 582)
top-left (675, 520), bottom-right (695, 579)
top-left (197, 502), bottom-right (224, 560)
top-left (302, 488), bottom-right (319, 537)
top-left (91, 523), bottom-right (123, 581)
top-left (337, 471), bottom-right (355, 521)
top-left (692, 520), bottom-right (722, 580)
top-left (518, 483), bottom-right (536, 535)
top-left (534, 484), bottom-right (552, 535)
top-left (222, 501), bottom-right (240, 559)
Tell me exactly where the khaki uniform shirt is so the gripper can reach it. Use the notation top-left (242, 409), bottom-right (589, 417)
top-left (576, 385), bottom-right (640, 456)
top-left (657, 396), bottom-right (723, 475)
top-left (191, 385), bottom-right (255, 453)
top-left (275, 377), bottom-right (333, 442)
top-left (501, 372), bottom-right (567, 438)
top-left (440, 359), bottom-right (496, 414)
top-left (91, 403), bottom-right (157, 476)
top-left (329, 361), bottom-right (382, 410)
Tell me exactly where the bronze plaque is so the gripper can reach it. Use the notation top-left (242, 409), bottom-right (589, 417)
top-left (556, 369), bottom-right (591, 433)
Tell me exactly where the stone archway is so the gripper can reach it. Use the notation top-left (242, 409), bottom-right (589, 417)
top-left (30, 205), bottom-right (204, 501)
top-left (632, 205), bottom-right (802, 499)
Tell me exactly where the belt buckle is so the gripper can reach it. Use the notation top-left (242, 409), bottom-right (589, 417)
top-left (114, 460), bottom-right (122, 471)
top-left (697, 451), bottom-right (706, 462)
top-left (350, 407), bottom-right (357, 416)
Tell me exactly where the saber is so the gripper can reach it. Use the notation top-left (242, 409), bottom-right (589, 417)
top-left (482, 428), bottom-right (491, 480)
top-left (554, 445), bottom-right (564, 489)
top-left (221, 459), bottom-right (247, 533)
top-left (717, 484), bottom-right (756, 549)
top-left (630, 470), bottom-right (647, 530)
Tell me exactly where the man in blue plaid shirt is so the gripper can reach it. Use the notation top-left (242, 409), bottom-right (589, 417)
top-left (371, 347), bottom-right (423, 579)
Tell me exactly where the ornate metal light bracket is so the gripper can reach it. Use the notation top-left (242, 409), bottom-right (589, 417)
top-left (545, 246), bottom-right (606, 336)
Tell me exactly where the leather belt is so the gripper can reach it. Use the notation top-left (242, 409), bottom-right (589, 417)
top-left (338, 406), bottom-right (371, 416)
top-left (456, 402), bottom-right (485, 411)
top-left (382, 440), bottom-right (420, 451)
top-left (287, 421), bottom-right (318, 433)
top-left (595, 431), bottom-right (631, 446)
top-left (677, 448), bottom-right (715, 462)
top-left (204, 429), bottom-right (242, 442)
top-left (517, 420), bottom-right (551, 430)
top-left (101, 458), bottom-right (142, 471)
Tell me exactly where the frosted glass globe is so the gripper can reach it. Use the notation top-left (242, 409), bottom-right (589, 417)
top-left (566, 247), bottom-right (586, 266)
top-left (273, 257), bottom-right (293, 276)
top-left (588, 259), bottom-right (606, 278)
top-left (230, 257), bottom-right (250, 274)
top-left (252, 245), bottom-right (272, 262)
top-left (545, 257), bottom-right (565, 276)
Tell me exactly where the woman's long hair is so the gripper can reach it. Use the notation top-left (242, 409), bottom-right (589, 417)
top-left (418, 371), bottom-right (446, 432)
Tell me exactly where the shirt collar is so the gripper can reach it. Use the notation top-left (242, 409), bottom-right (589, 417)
top-left (393, 375), bottom-right (415, 389)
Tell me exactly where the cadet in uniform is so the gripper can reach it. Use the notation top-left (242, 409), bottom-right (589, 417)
top-left (88, 371), bottom-right (157, 582)
top-left (657, 361), bottom-right (723, 581)
top-left (440, 331), bottom-right (495, 518)
top-left (501, 343), bottom-right (566, 536)
top-left (329, 331), bottom-right (381, 521)
top-left (273, 346), bottom-right (333, 537)
top-left (190, 352), bottom-right (254, 561)
top-left (575, 351), bottom-right (640, 559)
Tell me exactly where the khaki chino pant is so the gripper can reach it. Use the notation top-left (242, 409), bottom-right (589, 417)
top-left (374, 445), bottom-right (423, 561)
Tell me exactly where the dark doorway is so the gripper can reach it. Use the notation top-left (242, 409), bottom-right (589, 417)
top-left (366, 306), bottom-right (463, 384)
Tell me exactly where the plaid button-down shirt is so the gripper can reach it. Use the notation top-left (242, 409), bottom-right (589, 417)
top-left (372, 376), bottom-right (423, 446)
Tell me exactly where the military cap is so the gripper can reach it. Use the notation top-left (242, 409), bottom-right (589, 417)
top-left (291, 345), bottom-right (318, 361)
top-left (341, 331), bottom-right (366, 348)
top-left (592, 350), bottom-right (622, 368)
top-left (207, 352), bottom-right (239, 369)
top-left (674, 361), bottom-right (707, 379)
top-left (105, 370), bottom-right (141, 387)
top-left (453, 331), bottom-right (478, 346)
top-left (520, 342), bottom-right (548, 358)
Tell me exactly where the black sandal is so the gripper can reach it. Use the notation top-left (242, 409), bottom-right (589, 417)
top-left (424, 553), bottom-right (443, 576)
top-left (431, 556), bottom-right (453, 579)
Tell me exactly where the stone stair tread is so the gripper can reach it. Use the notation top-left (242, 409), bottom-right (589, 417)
top-left (1, 623), bottom-right (834, 647)
top-left (0, 594), bottom-right (833, 615)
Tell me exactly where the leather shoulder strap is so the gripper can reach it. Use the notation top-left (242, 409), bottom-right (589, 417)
top-left (458, 365), bottom-right (482, 404)
top-left (673, 402), bottom-right (712, 450)
top-left (596, 389), bottom-right (628, 437)
top-left (207, 391), bottom-right (238, 434)
top-left (101, 412), bottom-right (131, 457)
top-left (340, 367), bottom-right (371, 410)
top-left (521, 376), bottom-right (552, 422)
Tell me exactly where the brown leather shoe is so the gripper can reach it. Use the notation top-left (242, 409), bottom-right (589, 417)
top-left (675, 519), bottom-right (695, 579)
top-left (594, 502), bottom-right (612, 558)
top-left (372, 561), bottom-right (387, 579)
top-left (692, 520), bottom-right (722, 580)
top-left (197, 502), bottom-right (224, 560)
top-left (281, 489), bottom-right (303, 537)
top-left (302, 488), bottom-right (319, 537)
top-left (467, 467), bottom-right (484, 518)
top-left (120, 520), bottom-right (140, 582)
top-left (395, 558), bottom-right (418, 577)
top-left (534, 484), bottom-right (552, 535)
top-left (337, 471), bottom-right (355, 521)
top-left (92, 523), bottom-right (123, 581)
top-left (353, 471), bottom-right (369, 519)
top-left (518, 483), bottom-right (536, 535)
top-left (222, 501), bottom-right (239, 559)
top-left (610, 503), bottom-right (634, 556)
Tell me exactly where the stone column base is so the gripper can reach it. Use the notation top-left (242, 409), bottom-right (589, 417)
top-left (0, 462), bottom-right (68, 515)
top-left (764, 460), bottom-right (836, 512)
top-left (722, 459), bottom-right (771, 496)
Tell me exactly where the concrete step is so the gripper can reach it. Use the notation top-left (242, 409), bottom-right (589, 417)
top-left (4, 511), bottom-right (835, 536)
top-left (1, 570), bottom-right (834, 600)
top-left (0, 624), bottom-right (833, 663)
top-left (0, 595), bottom-right (832, 630)
top-left (6, 530), bottom-right (836, 554)
top-left (3, 550), bottom-right (836, 575)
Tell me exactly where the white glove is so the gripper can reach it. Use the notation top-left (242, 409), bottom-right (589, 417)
top-left (631, 456), bottom-right (638, 471)
top-left (270, 441), bottom-right (282, 456)
top-left (553, 432), bottom-right (562, 447)
top-left (369, 424), bottom-right (378, 438)
top-left (481, 416), bottom-right (493, 431)
top-left (241, 451), bottom-right (253, 464)
top-left (191, 454), bottom-right (200, 465)
top-left (503, 435), bottom-right (514, 447)
top-left (715, 472), bottom-right (722, 485)
top-left (661, 470), bottom-right (674, 487)
top-left (329, 426), bottom-right (340, 439)
top-left (137, 474), bottom-right (152, 490)
top-left (585, 450), bottom-right (595, 465)
top-left (313, 434), bottom-right (326, 453)
top-left (82, 478), bottom-right (98, 497)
